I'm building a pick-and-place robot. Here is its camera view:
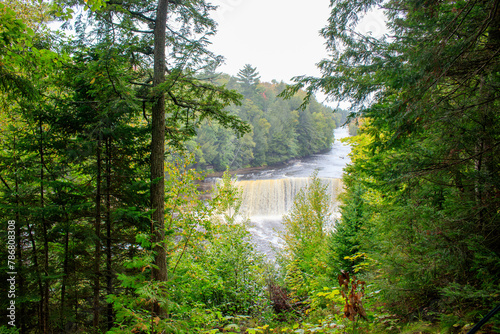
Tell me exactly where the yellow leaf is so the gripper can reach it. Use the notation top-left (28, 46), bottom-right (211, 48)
top-left (90, 78), bottom-right (95, 84)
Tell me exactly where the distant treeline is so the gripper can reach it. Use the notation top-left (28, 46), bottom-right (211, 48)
top-left (189, 65), bottom-right (348, 171)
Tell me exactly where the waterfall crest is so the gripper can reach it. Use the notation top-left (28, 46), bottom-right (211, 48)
top-left (235, 177), bottom-right (343, 217)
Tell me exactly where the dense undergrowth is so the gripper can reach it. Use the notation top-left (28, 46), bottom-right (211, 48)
top-left (101, 167), bottom-right (498, 334)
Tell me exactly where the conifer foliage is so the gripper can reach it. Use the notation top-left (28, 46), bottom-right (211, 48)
top-left (236, 64), bottom-right (261, 93)
top-left (287, 0), bottom-right (500, 325)
top-left (0, 0), bottom-right (249, 332)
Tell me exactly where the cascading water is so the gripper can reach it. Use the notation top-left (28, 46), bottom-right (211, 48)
top-left (223, 127), bottom-right (352, 258)
top-left (236, 177), bottom-right (344, 217)
top-left (236, 177), bottom-right (344, 258)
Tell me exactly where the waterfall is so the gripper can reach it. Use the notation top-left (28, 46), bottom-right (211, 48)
top-left (235, 177), bottom-right (343, 217)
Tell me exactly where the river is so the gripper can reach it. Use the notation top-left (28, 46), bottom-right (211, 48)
top-left (237, 126), bottom-right (352, 181)
top-left (232, 126), bottom-right (352, 258)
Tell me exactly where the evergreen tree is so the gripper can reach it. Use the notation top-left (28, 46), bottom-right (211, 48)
top-left (285, 0), bottom-right (500, 322)
top-left (236, 64), bottom-right (261, 97)
top-left (237, 64), bottom-right (261, 87)
top-left (67, 0), bottom-right (250, 321)
top-left (1, 0), bottom-right (251, 331)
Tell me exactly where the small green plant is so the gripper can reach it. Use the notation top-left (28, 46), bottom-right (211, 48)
top-left (311, 286), bottom-right (343, 312)
top-left (0, 326), bottom-right (20, 334)
top-left (106, 233), bottom-right (172, 334)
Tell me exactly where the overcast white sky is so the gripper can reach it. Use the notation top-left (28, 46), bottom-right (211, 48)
top-left (208, 0), bottom-right (387, 86)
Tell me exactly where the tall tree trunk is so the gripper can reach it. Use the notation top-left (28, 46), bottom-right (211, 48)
top-left (93, 135), bottom-right (102, 331)
top-left (27, 218), bottom-right (43, 331)
top-left (60, 210), bottom-right (70, 330)
top-left (105, 137), bottom-right (113, 330)
top-left (151, 0), bottom-right (169, 317)
top-left (39, 118), bottom-right (50, 334)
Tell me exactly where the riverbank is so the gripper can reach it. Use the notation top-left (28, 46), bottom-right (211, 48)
top-left (197, 126), bottom-right (351, 198)
top-left (203, 159), bottom-right (300, 179)
top-left (201, 127), bottom-right (351, 179)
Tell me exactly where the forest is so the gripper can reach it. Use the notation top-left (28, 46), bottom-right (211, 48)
top-left (188, 66), bottom-right (347, 171)
top-left (0, 0), bottom-right (499, 333)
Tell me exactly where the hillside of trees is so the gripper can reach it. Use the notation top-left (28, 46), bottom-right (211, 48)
top-left (188, 65), bottom-right (347, 171)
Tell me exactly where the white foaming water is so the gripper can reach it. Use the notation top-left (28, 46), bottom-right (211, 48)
top-left (236, 177), bottom-right (343, 217)
top-left (236, 127), bottom-right (352, 258)
top-left (234, 177), bottom-right (344, 258)
top-left (246, 215), bottom-right (285, 257)
top-left (212, 127), bottom-right (351, 258)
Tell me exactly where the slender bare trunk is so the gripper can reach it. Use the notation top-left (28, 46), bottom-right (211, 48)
top-left (14, 135), bottom-right (25, 334)
top-left (39, 118), bottom-right (49, 334)
top-left (27, 219), bottom-right (43, 330)
top-left (105, 137), bottom-right (113, 330)
top-left (93, 136), bottom-right (102, 331)
top-left (60, 210), bottom-right (70, 329)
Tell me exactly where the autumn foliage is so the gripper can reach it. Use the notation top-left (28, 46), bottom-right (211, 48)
top-left (338, 270), bottom-right (367, 322)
